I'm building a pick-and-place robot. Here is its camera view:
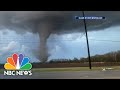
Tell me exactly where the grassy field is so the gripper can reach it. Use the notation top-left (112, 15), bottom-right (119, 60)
top-left (1, 66), bottom-right (120, 74)
top-left (31, 66), bottom-right (120, 72)
top-left (0, 69), bottom-right (4, 74)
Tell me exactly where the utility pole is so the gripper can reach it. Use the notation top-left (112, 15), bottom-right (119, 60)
top-left (114, 52), bottom-right (117, 62)
top-left (82, 11), bottom-right (92, 69)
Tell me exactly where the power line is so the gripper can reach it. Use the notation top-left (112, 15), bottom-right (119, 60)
top-left (0, 34), bottom-right (120, 43)
top-left (1, 39), bottom-right (120, 43)
top-left (89, 39), bottom-right (120, 42)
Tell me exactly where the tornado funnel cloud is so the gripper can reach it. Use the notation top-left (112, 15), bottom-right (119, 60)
top-left (38, 23), bottom-right (52, 62)
top-left (39, 35), bottom-right (49, 63)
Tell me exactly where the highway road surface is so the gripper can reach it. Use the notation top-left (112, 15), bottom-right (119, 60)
top-left (1, 70), bottom-right (120, 79)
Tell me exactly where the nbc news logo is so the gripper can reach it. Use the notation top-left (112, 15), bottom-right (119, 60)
top-left (4, 53), bottom-right (32, 76)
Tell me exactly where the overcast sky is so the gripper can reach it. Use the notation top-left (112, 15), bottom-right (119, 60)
top-left (0, 11), bottom-right (120, 63)
top-left (0, 25), bottom-right (120, 63)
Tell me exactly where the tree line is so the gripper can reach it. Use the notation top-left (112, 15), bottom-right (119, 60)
top-left (48, 50), bottom-right (120, 63)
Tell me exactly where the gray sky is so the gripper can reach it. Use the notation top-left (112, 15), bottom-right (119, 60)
top-left (0, 11), bottom-right (120, 63)
top-left (0, 26), bottom-right (120, 63)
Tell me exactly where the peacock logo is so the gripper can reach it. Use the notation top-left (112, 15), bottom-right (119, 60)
top-left (4, 53), bottom-right (32, 70)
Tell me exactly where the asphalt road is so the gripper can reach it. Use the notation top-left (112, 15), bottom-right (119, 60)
top-left (1, 70), bottom-right (120, 79)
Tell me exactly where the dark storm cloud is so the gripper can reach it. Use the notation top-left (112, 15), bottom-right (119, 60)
top-left (0, 11), bottom-right (120, 34)
top-left (0, 11), bottom-right (120, 62)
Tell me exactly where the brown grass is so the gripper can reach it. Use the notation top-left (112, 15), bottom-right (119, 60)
top-left (32, 62), bottom-right (120, 68)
